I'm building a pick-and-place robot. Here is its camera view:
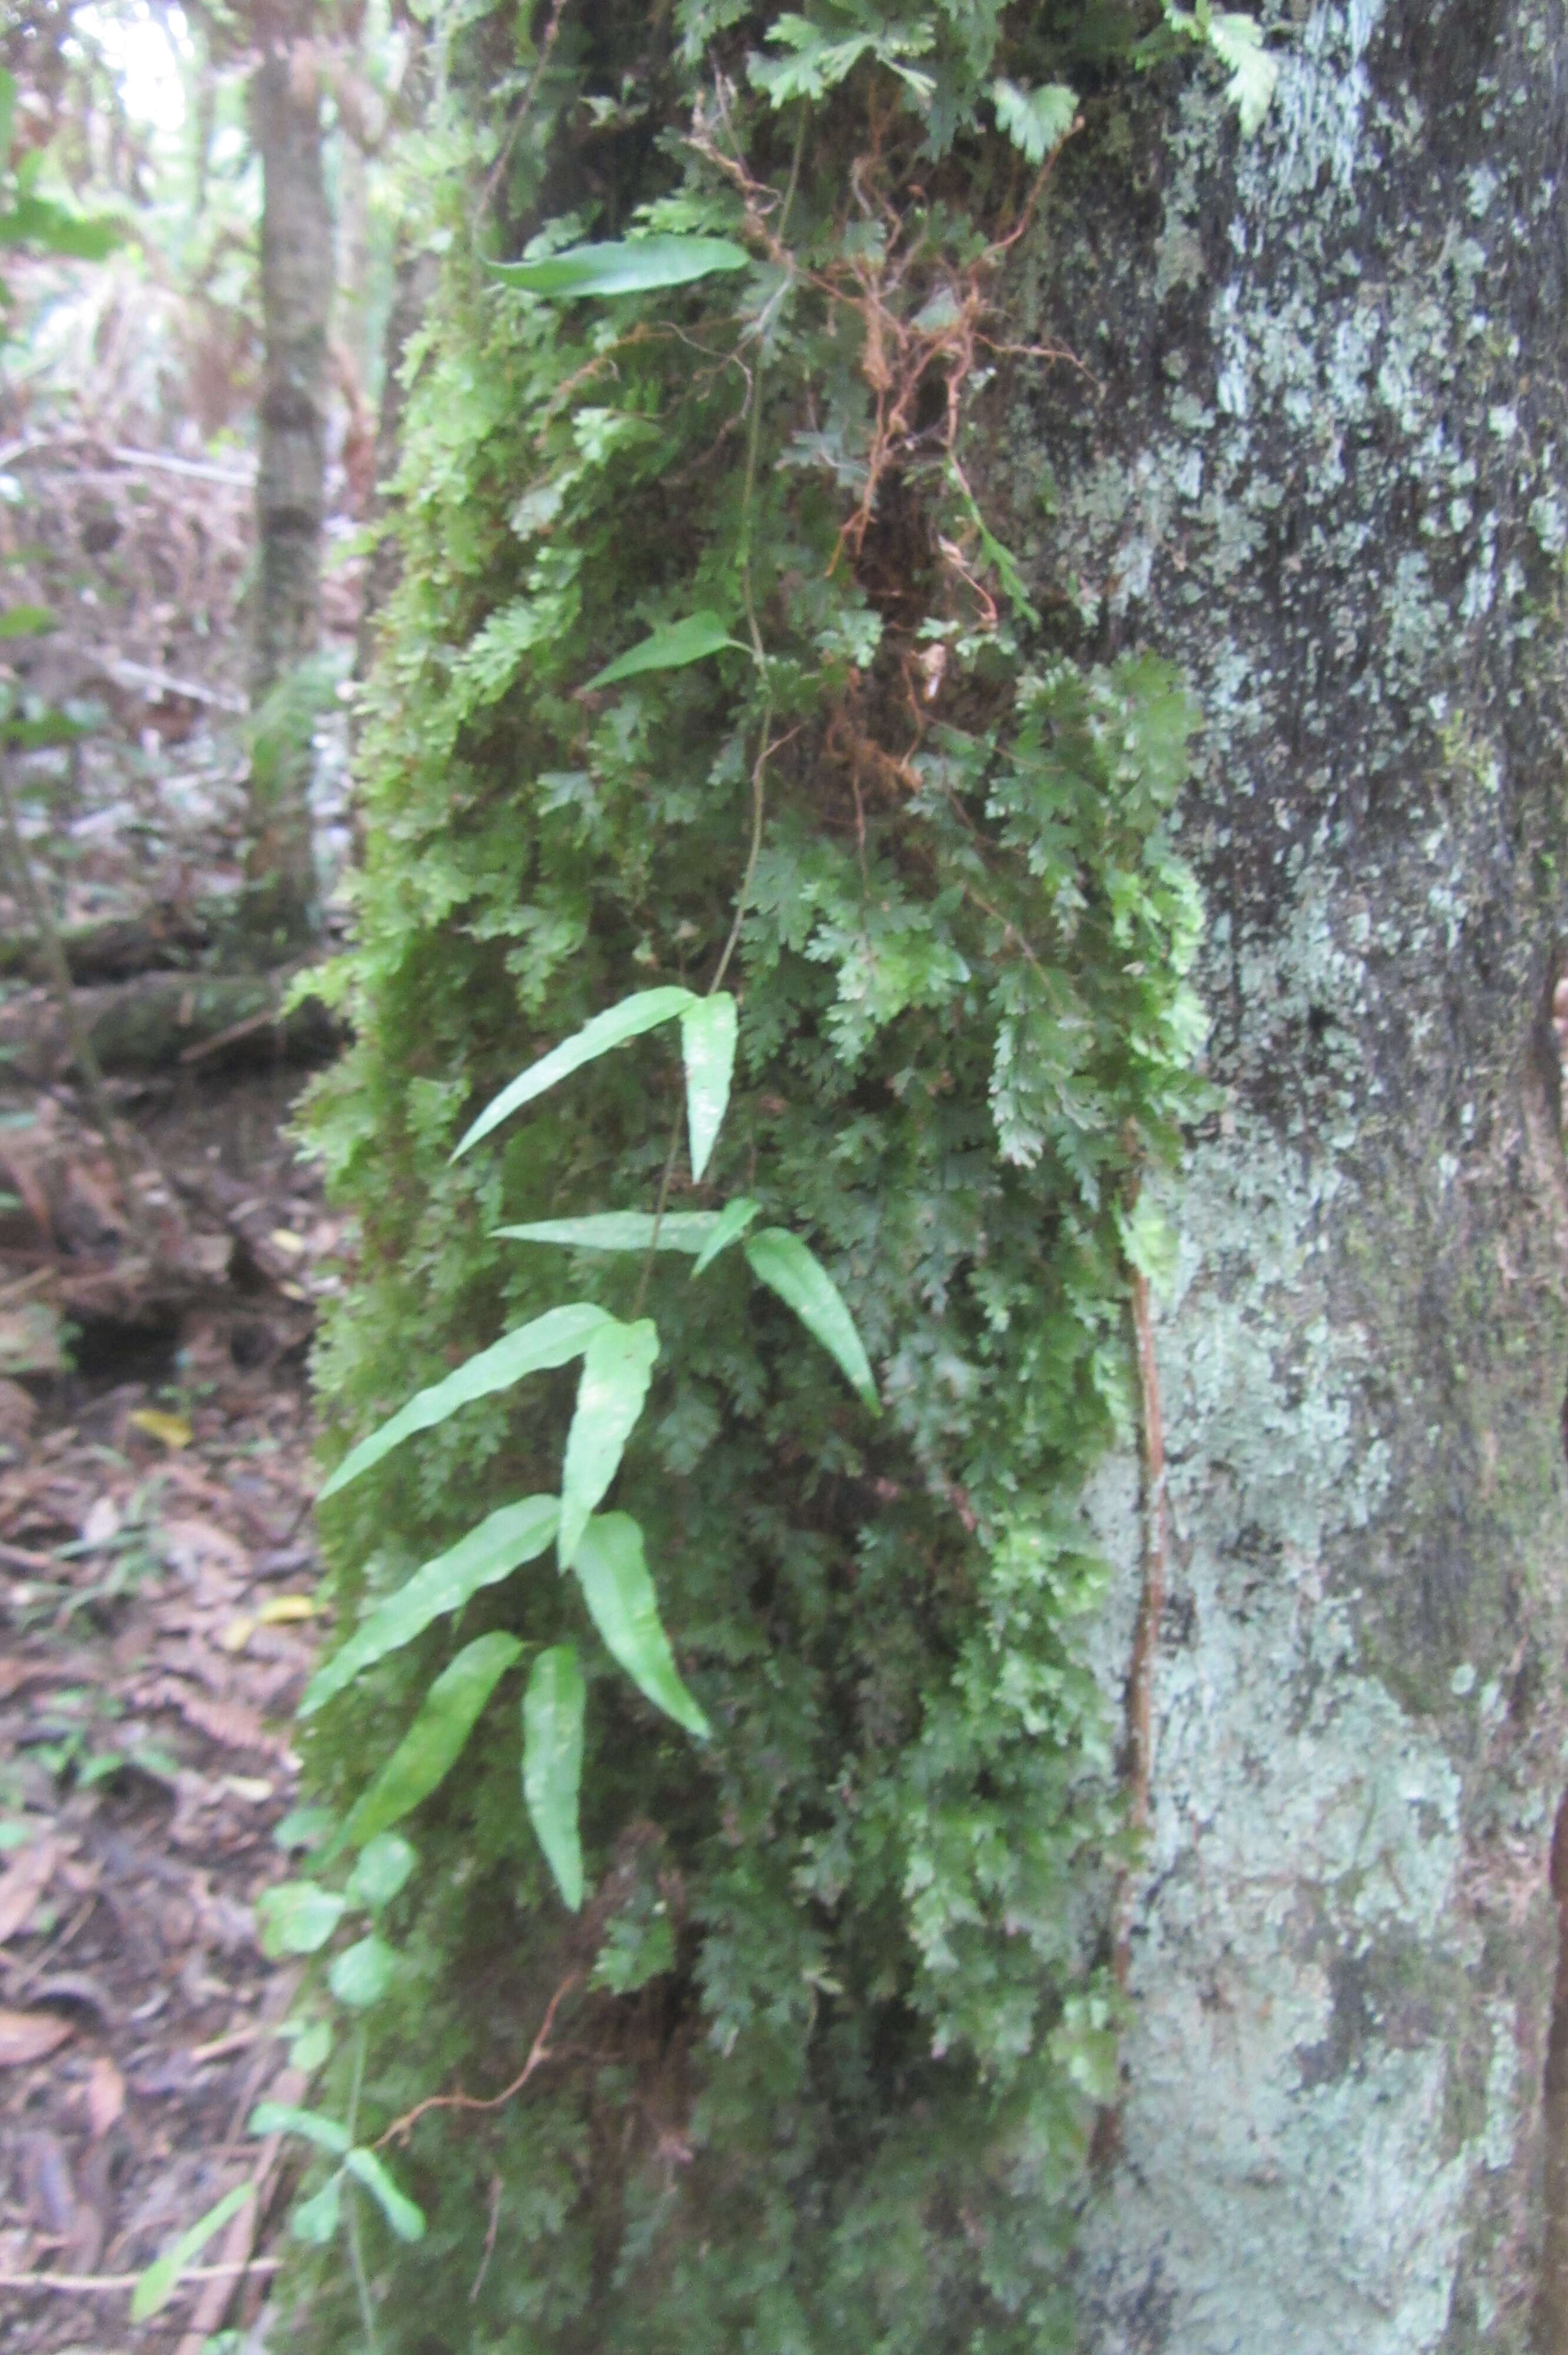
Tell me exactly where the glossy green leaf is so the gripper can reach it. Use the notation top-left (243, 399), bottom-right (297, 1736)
top-left (250, 2102), bottom-right (352, 2157)
top-left (319, 1309), bottom-right (610, 1497)
top-left (523, 1645), bottom-right (585, 1910)
top-left (589, 612), bottom-right (742, 689)
top-left (328, 1934), bottom-right (396, 2008)
top-left (290, 2175), bottom-right (343, 2244)
top-left (680, 994), bottom-right (738, 1182)
top-left (490, 235), bottom-right (748, 298)
top-left (344, 1832), bottom-right (417, 1909)
top-left (496, 1213), bottom-right (719, 1253)
top-left (572, 1514), bottom-right (709, 1739)
top-left (744, 1228), bottom-right (879, 1412)
top-left (691, 1195), bottom-right (762, 1276)
top-left (451, 989), bottom-right (695, 1160)
top-left (560, 1319), bottom-right (659, 1566)
top-left (338, 1633), bottom-right (523, 1850)
top-left (131, 2183), bottom-right (253, 2320)
top-left (254, 1882), bottom-right (347, 1958)
top-left (301, 1497), bottom-right (558, 1709)
top-left (344, 2147), bottom-right (427, 2242)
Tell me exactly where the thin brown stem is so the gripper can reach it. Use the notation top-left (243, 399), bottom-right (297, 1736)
top-left (377, 1972), bottom-right (582, 2148)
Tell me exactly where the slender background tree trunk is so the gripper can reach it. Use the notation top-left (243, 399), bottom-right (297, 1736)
top-left (997, 4), bottom-right (1568, 2346)
top-left (245, 19), bottom-right (331, 957)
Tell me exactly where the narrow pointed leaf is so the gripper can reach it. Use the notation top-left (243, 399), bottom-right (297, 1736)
top-left (680, 994), bottom-right (738, 1182)
top-left (344, 2147), bottom-right (427, 2242)
top-left (132, 2183), bottom-right (253, 2320)
top-left (692, 1195), bottom-right (762, 1276)
top-left (452, 989), bottom-right (695, 1160)
top-left (301, 1497), bottom-right (558, 1711)
top-left (490, 234), bottom-right (749, 298)
top-left (250, 2102), bottom-right (353, 2157)
top-left (338, 1633), bottom-right (523, 1850)
top-left (328, 1935), bottom-right (396, 2008)
top-left (744, 1228), bottom-right (879, 1412)
top-left (319, 1309), bottom-right (609, 1498)
top-left (495, 1213), bottom-right (719, 1254)
top-left (572, 1514), bottom-right (710, 1738)
top-left (589, 613), bottom-right (742, 690)
top-left (560, 1319), bottom-right (660, 1566)
top-left (523, 1645), bottom-right (586, 1909)
top-left (290, 2175), bottom-right (343, 2244)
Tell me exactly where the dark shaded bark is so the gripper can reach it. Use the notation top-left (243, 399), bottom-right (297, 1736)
top-left (244, 24), bottom-right (332, 958)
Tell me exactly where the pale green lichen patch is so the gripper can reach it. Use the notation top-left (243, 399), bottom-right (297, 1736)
top-left (1006, 0), bottom-right (1568, 2345)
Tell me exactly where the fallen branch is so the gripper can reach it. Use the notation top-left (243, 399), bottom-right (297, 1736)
top-left (0, 971), bottom-right (339, 1080)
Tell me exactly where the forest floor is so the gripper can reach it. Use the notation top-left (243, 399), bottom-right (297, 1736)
top-left (0, 430), bottom-right (358, 2353)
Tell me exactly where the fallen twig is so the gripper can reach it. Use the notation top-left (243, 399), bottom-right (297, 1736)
top-left (0, 2258), bottom-right (281, 2293)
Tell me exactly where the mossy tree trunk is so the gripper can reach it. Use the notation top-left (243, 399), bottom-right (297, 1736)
top-left (244, 5), bottom-right (332, 958)
top-left (998, 4), bottom-right (1568, 2346)
top-left (290, 5), bottom-right (1568, 2353)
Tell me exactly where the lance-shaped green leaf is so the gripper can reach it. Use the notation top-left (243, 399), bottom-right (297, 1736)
top-left (560, 1319), bottom-right (659, 1566)
top-left (588, 613), bottom-right (743, 690)
top-left (572, 1514), bottom-right (709, 1739)
top-left (301, 1497), bottom-right (558, 1712)
top-left (680, 994), bottom-right (738, 1182)
top-left (496, 1213), bottom-right (719, 1253)
top-left (131, 2182), bottom-right (254, 2320)
top-left (491, 235), bottom-right (749, 298)
top-left (692, 1195), bottom-right (762, 1275)
top-left (319, 1309), bottom-right (609, 1497)
top-left (338, 1633), bottom-right (523, 1850)
top-left (523, 1645), bottom-right (585, 1909)
top-left (344, 2147), bottom-right (426, 2242)
top-left (254, 1882), bottom-right (347, 1958)
top-left (451, 988), bottom-right (695, 1160)
top-left (250, 2102), bottom-right (353, 2157)
top-left (744, 1228), bottom-right (879, 1413)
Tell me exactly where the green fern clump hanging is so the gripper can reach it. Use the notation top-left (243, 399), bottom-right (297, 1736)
top-left (258, 0), bottom-right (1259, 2346)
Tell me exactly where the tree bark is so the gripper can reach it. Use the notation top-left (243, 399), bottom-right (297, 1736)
top-left (997, 5), bottom-right (1568, 2347)
top-left (245, 21), bottom-right (332, 958)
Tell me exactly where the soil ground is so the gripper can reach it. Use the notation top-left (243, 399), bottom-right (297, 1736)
top-left (0, 423), bottom-right (359, 2351)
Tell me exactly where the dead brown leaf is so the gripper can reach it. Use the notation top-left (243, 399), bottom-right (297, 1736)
top-left (0, 2007), bottom-right (72, 2064)
top-left (159, 1515), bottom-right (250, 1584)
top-left (85, 2052), bottom-right (125, 2137)
top-left (0, 1837), bottom-right (57, 1944)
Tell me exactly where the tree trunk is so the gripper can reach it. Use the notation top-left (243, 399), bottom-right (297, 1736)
top-left (245, 23), bottom-right (331, 958)
top-left (999, 5), bottom-right (1568, 2346)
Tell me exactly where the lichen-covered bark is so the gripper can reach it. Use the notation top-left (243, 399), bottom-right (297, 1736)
top-left (1001, 5), bottom-right (1568, 2346)
top-left (245, 23), bottom-right (331, 955)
